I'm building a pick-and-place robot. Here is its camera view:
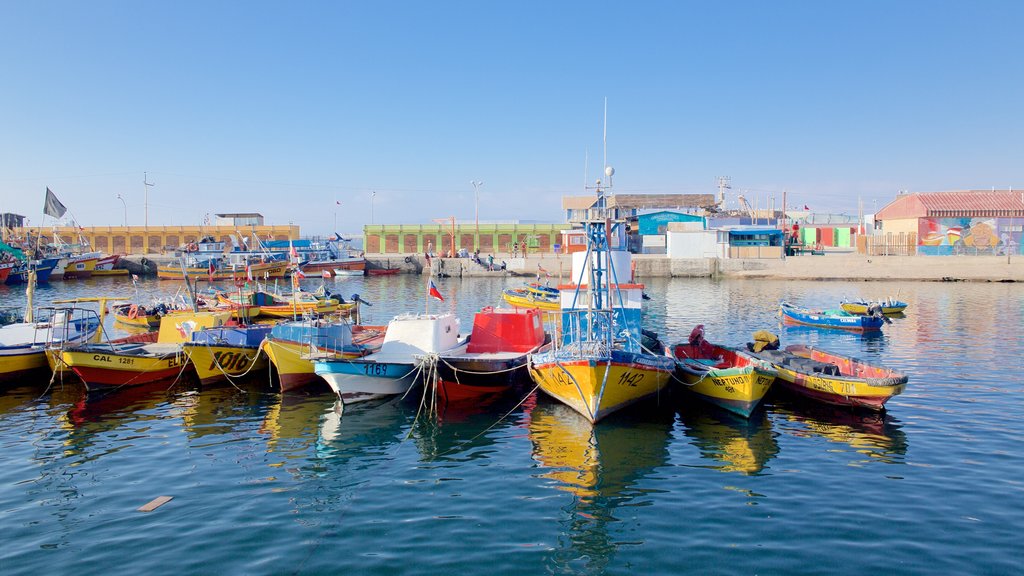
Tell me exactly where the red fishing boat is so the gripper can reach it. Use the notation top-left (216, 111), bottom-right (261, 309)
top-left (0, 261), bottom-right (15, 283)
top-left (367, 268), bottom-right (401, 276)
top-left (433, 307), bottom-right (548, 402)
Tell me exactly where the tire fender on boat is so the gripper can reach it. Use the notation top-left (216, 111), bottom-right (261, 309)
top-left (128, 305), bottom-right (139, 319)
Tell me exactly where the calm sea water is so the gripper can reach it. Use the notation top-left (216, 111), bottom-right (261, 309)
top-left (1, 274), bottom-right (1021, 575)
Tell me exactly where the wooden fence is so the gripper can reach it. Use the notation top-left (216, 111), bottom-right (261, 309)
top-left (858, 232), bottom-right (917, 256)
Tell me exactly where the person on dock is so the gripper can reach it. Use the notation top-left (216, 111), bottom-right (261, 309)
top-left (488, 254), bottom-right (494, 271)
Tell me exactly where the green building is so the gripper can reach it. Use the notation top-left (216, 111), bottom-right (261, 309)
top-left (363, 223), bottom-right (567, 255)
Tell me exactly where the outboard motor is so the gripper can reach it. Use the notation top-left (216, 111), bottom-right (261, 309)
top-left (350, 294), bottom-right (372, 307)
top-left (867, 303), bottom-right (892, 324)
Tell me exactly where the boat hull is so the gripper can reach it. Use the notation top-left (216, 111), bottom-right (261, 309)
top-left (60, 349), bottom-right (190, 390)
top-left (435, 356), bottom-right (528, 402)
top-left (156, 261), bottom-right (289, 280)
top-left (780, 303), bottom-right (884, 332)
top-left (757, 345), bottom-right (907, 411)
top-left (184, 343), bottom-right (267, 386)
top-left (529, 351), bottom-right (674, 423)
top-left (314, 359), bottom-right (418, 402)
top-left (674, 364), bottom-right (775, 418)
top-left (0, 347), bottom-right (48, 382)
top-left (63, 256), bottom-right (99, 279)
top-left (260, 338), bottom-right (360, 392)
top-left (840, 301), bottom-right (908, 315)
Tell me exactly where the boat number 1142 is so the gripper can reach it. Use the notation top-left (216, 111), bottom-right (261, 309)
top-left (618, 371), bottom-right (644, 387)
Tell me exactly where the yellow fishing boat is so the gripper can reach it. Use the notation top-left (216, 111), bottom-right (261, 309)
top-left (501, 287), bottom-right (560, 311)
top-left (183, 324), bottom-right (273, 386)
top-left (839, 298), bottom-right (909, 315)
top-left (260, 321), bottom-right (386, 392)
top-left (528, 213), bottom-right (674, 423)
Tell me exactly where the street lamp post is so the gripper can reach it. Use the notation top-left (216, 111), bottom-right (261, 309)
top-left (116, 194), bottom-right (127, 226)
top-left (471, 180), bottom-right (483, 250)
top-left (371, 191), bottom-right (376, 225)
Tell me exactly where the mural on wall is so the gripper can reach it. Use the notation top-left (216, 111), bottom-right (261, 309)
top-left (918, 218), bottom-right (1022, 256)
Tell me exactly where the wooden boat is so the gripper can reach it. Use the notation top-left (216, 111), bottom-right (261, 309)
top-left (215, 289), bottom-right (346, 318)
top-left (314, 313), bottom-right (466, 403)
top-left (260, 319), bottom-right (386, 392)
top-left (501, 287), bottom-right (560, 311)
top-left (183, 324), bottom-right (274, 386)
top-left (156, 259), bottom-right (289, 281)
top-left (367, 268), bottom-right (401, 276)
top-left (58, 310), bottom-right (233, 390)
top-left (111, 302), bottom-right (166, 329)
top-left (670, 325), bottom-right (776, 418)
top-left (752, 344), bottom-right (908, 411)
top-left (432, 307), bottom-right (548, 402)
top-left (0, 261), bottom-right (15, 283)
top-left (62, 253), bottom-right (100, 279)
top-left (5, 258), bottom-right (60, 285)
top-left (780, 301), bottom-right (886, 332)
top-left (528, 215), bottom-right (675, 423)
top-left (840, 298), bottom-right (909, 315)
top-left (91, 254), bottom-right (128, 276)
top-left (332, 268), bottom-right (365, 277)
top-left (0, 307), bottom-right (101, 382)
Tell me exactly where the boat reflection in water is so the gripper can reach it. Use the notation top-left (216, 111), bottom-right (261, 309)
top-left (172, 384), bottom-right (271, 441)
top-left (411, 390), bottom-right (530, 461)
top-left (526, 396), bottom-right (674, 573)
top-left (676, 402), bottom-right (779, 475)
top-left (770, 397), bottom-right (909, 465)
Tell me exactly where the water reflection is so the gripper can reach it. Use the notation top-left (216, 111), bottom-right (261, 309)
top-left (412, 390), bottom-right (530, 461)
top-left (173, 384), bottom-right (270, 441)
top-left (61, 381), bottom-right (177, 464)
top-left (676, 402), bottom-right (779, 475)
top-left (526, 397), bottom-right (674, 574)
top-left (770, 397), bottom-right (908, 466)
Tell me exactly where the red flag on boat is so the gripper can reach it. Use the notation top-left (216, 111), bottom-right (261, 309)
top-left (295, 267), bottom-right (306, 279)
top-left (208, 260), bottom-right (216, 282)
top-left (246, 263), bottom-right (253, 282)
top-left (289, 240), bottom-right (299, 262)
top-left (804, 205), bottom-right (810, 210)
top-left (428, 279), bottom-right (444, 302)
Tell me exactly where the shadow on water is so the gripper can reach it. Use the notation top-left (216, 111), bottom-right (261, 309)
top-left (408, 386), bottom-right (534, 462)
top-left (767, 394), bottom-right (909, 465)
top-left (525, 395), bottom-right (675, 575)
top-left (675, 400), bottom-right (780, 475)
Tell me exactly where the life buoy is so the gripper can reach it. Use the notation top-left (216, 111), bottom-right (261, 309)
top-left (128, 305), bottom-right (139, 319)
top-left (404, 256), bottom-right (413, 264)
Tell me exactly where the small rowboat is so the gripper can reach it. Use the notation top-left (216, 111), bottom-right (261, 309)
top-left (367, 268), bottom-right (401, 276)
top-left (333, 268), bottom-right (365, 276)
top-left (780, 301), bottom-right (885, 332)
top-left (840, 298), bottom-right (908, 315)
top-left (752, 344), bottom-right (908, 411)
top-left (501, 287), bottom-right (560, 311)
top-left (670, 326), bottom-right (776, 418)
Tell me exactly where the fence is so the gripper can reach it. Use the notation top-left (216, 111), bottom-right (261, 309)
top-left (859, 232), bottom-right (917, 256)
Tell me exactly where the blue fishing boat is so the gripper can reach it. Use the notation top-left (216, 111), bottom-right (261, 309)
top-left (780, 301), bottom-right (885, 332)
top-left (5, 258), bottom-right (60, 285)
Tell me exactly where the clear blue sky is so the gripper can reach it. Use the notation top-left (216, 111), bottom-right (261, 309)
top-left (2, 1), bottom-right (1022, 236)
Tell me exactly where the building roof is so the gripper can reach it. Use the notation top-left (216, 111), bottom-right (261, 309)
top-left (215, 213), bottom-right (264, 218)
top-left (562, 193), bottom-right (716, 211)
top-left (876, 190), bottom-right (1024, 219)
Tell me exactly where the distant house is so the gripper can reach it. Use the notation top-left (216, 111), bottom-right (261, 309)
top-left (562, 193), bottom-right (714, 226)
top-left (875, 190), bottom-right (1024, 255)
top-left (215, 213), bottom-right (265, 227)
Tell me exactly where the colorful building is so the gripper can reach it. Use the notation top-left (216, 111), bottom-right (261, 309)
top-left (5, 224), bottom-right (299, 256)
top-left (875, 190), bottom-right (1024, 256)
top-left (363, 223), bottom-right (565, 255)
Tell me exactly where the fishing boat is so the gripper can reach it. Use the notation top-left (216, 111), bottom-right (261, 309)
top-left (5, 258), bottom-right (60, 285)
top-left (157, 259), bottom-right (289, 281)
top-left (528, 188), bottom-right (675, 424)
top-left (91, 254), bottom-right (128, 277)
top-left (752, 344), bottom-right (908, 411)
top-left (111, 302), bottom-right (171, 329)
top-left (670, 325), bottom-right (777, 418)
top-left (0, 307), bottom-right (101, 382)
top-left (61, 252), bottom-right (101, 279)
top-left (332, 268), bottom-right (365, 277)
top-left (432, 307), bottom-right (548, 402)
top-left (314, 312), bottom-right (465, 403)
top-left (58, 310), bottom-right (233, 390)
top-left (0, 261), bottom-right (15, 283)
top-left (500, 287), bottom-right (560, 311)
top-left (367, 267), bottom-right (401, 276)
top-left (260, 319), bottom-right (386, 392)
top-left (780, 301), bottom-right (886, 332)
top-left (840, 298), bottom-right (909, 315)
top-left (183, 324), bottom-right (274, 386)
top-left (215, 288), bottom-right (343, 318)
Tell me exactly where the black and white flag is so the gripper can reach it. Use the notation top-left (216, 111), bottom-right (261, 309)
top-left (44, 187), bottom-right (67, 218)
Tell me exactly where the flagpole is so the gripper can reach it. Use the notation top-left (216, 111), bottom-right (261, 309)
top-left (425, 261), bottom-right (430, 315)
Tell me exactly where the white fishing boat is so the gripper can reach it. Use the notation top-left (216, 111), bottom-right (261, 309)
top-left (313, 312), bottom-right (465, 403)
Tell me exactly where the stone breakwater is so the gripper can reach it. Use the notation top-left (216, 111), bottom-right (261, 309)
top-left (121, 253), bottom-right (1024, 282)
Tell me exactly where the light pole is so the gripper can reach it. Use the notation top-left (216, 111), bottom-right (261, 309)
top-left (143, 172), bottom-right (154, 228)
top-left (371, 191), bottom-right (376, 225)
top-left (116, 194), bottom-right (127, 226)
top-left (471, 180), bottom-right (483, 250)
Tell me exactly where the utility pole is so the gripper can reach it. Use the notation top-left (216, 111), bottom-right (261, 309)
top-left (471, 180), bottom-right (483, 250)
top-left (717, 176), bottom-right (731, 210)
top-left (143, 172), bottom-right (154, 228)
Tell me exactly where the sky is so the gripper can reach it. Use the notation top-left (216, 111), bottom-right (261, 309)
top-left (2, 1), bottom-right (1022, 236)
